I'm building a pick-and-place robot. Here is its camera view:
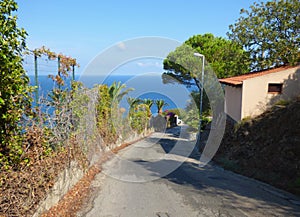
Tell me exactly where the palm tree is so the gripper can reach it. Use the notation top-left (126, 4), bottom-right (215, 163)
top-left (127, 97), bottom-right (141, 113)
top-left (109, 81), bottom-right (134, 104)
top-left (155, 99), bottom-right (168, 115)
top-left (143, 99), bottom-right (153, 108)
top-left (140, 98), bottom-right (153, 118)
top-left (143, 99), bottom-right (153, 114)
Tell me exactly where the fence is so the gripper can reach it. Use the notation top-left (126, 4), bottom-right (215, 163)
top-left (23, 48), bottom-right (78, 106)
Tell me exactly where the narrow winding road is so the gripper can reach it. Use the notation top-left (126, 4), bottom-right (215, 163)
top-left (79, 127), bottom-right (300, 217)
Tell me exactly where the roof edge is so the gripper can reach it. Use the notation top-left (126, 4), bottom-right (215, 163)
top-left (219, 64), bottom-right (300, 86)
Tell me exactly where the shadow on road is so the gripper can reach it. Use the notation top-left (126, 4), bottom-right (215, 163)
top-left (133, 127), bottom-right (300, 216)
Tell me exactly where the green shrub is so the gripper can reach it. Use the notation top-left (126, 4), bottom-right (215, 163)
top-left (129, 104), bottom-right (149, 134)
top-left (234, 116), bottom-right (252, 132)
top-left (96, 85), bottom-right (117, 144)
top-left (130, 110), bottom-right (148, 134)
top-left (274, 99), bottom-right (290, 107)
top-left (0, 0), bottom-right (33, 167)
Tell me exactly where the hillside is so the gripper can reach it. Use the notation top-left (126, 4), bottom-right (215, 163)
top-left (214, 97), bottom-right (300, 195)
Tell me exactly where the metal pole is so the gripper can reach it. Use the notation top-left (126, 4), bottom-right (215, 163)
top-left (72, 64), bottom-right (75, 81)
top-left (199, 55), bottom-right (205, 141)
top-left (34, 54), bottom-right (39, 106)
top-left (57, 56), bottom-right (61, 90)
top-left (194, 53), bottom-right (205, 151)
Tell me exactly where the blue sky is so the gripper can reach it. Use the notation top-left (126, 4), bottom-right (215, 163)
top-left (16, 0), bottom-right (264, 75)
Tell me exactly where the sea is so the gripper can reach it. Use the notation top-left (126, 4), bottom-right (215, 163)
top-left (29, 74), bottom-right (194, 115)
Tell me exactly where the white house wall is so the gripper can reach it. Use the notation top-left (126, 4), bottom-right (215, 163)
top-left (224, 85), bottom-right (242, 121)
top-left (241, 67), bottom-right (300, 119)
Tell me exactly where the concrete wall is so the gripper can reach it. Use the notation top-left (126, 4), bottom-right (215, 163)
top-left (241, 66), bottom-right (300, 119)
top-left (33, 161), bottom-right (84, 217)
top-left (33, 129), bottom-right (154, 217)
top-left (224, 85), bottom-right (242, 122)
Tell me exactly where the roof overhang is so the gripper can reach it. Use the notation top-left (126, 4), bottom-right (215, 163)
top-left (219, 79), bottom-right (243, 86)
top-left (219, 64), bottom-right (300, 87)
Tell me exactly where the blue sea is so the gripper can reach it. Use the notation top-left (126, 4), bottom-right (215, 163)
top-left (29, 74), bottom-right (193, 115)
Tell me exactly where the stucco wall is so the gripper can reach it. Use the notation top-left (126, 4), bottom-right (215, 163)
top-left (224, 85), bottom-right (242, 121)
top-left (241, 66), bottom-right (300, 119)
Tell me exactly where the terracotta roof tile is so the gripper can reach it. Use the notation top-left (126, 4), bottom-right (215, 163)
top-left (219, 65), bottom-right (300, 86)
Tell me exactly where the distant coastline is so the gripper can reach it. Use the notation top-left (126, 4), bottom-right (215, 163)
top-left (28, 74), bottom-right (189, 114)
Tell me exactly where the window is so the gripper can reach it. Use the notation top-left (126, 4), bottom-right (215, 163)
top-left (268, 83), bottom-right (283, 93)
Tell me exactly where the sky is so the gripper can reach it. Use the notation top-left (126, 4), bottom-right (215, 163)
top-left (16, 0), bottom-right (265, 76)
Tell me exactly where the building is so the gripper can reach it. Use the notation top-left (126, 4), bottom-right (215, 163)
top-left (219, 65), bottom-right (300, 122)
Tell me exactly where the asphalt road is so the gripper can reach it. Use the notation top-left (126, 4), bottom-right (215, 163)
top-left (79, 127), bottom-right (300, 217)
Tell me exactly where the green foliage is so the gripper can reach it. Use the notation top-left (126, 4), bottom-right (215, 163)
top-left (162, 34), bottom-right (247, 123)
top-left (0, 0), bottom-right (32, 167)
top-left (155, 99), bottom-right (168, 114)
top-left (181, 106), bottom-right (199, 131)
top-left (48, 87), bottom-right (67, 109)
top-left (142, 99), bottom-right (154, 113)
top-left (163, 43), bottom-right (204, 88)
top-left (234, 116), bottom-right (253, 132)
top-left (163, 33), bottom-right (250, 89)
top-left (228, 0), bottom-right (300, 70)
top-left (129, 104), bottom-right (149, 133)
top-left (201, 116), bottom-right (212, 131)
top-left (96, 82), bottom-right (134, 143)
top-left (69, 81), bottom-right (90, 131)
top-left (162, 108), bottom-right (183, 116)
top-left (96, 85), bottom-right (117, 143)
top-left (188, 90), bottom-right (211, 114)
top-left (274, 99), bottom-right (290, 107)
top-left (46, 67), bottom-right (77, 147)
top-left (127, 98), bottom-right (153, 116)
top-left (181, 92), bottom-right (212, 131)
top-left (186, 34), bottom-right (250, 78)
top-left (33, 46), bottom-right (79, 75)
top-left (108, 81), bottom-right (134, 105)
top-left (126, 98), bottom-right (153, 133)
top-left (127, 97), bottom-right (141, 111)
